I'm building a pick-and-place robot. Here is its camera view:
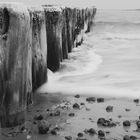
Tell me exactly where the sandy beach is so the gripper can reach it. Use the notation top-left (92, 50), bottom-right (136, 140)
top-left (1, 92), bottom-right (140, 140)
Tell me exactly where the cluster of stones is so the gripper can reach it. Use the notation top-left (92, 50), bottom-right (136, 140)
top-left (0, 3), bottom-right (96, 127)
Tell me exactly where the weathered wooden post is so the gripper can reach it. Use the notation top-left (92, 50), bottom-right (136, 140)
top-left (61, 6), bottom-right (68, 59)
top-left (75, 8), bottom-right (85, 47)
top-left (0, 3), bottom-right (32, 128)
top-left (28, 6), bottom-right (47, 91)
top-left (85, 7), bottom-right (96, 33)
top-left (65, 7), bottom-right (74, 53)
top-left (44, 5), bottom-right (63, 72)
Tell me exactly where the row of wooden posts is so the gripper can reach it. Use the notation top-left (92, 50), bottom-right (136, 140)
top-left (0, 3), bottom-right (96, 128)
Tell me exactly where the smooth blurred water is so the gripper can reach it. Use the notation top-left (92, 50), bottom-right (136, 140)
top-left (38, 9), bottom-right (140, 98)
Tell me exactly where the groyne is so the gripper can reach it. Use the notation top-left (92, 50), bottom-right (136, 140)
top-left (0, 3), bottom-right (96, 128)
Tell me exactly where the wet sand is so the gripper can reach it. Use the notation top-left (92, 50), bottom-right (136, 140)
top-left (1, 93), bottom-right (140, 140)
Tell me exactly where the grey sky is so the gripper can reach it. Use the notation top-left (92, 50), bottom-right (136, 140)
top-left (1, 0), bottom-right (140, 9)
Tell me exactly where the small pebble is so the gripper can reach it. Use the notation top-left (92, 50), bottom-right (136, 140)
top-left (86, 97), bottom-right (96, 102)
top-left (38, 120), bottom-right (50, 134)
top-left (69, 113), bottom-right (75, 117)
top-left (80, 102), bottom-right (85, 105)
top-left (77, 132), bottom-right (84, 137)
top-left (34, 114), bottom-right (43, 120)
top-left (123, 121), bottom-right (131, 127)
top-left (98, 130), bottom-right (105, 137)
top-left (130, 136), bottom-right (137, 140)
top-left (136, 121), bottom-right (140, 128)
top-left (75, 94), bottom-right (80, 98)
top-left (125, 109), bottom-right (131, 112)
top-left (97, 98), bottom-right (104, 103)
top-left (65, 136), bottom-right (72, 140)
top-left (106, 106), bottom-right (113, 112)
top-left (51, 129), bottom-right (57, 135)
top-left (123, 135), bottom-right (130, 140)
top-left (133, 99), bottom-right (139, 103)
top-left (73, 103), bottom-right (80, 109)
top-left (87, 128), bottom-right (96, 135)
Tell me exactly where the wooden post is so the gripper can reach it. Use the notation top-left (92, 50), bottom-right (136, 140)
top-left (44, 5), bottom-right (63, 72)
top-left (29, 6), bottom-right (47, 91)
top-left (0, 3), bottom-right (32, 128)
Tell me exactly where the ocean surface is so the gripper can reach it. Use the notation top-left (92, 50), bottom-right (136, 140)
top-left (38, 9), bottom-right (140, 98)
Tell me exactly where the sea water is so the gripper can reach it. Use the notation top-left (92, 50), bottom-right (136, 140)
top-left (38, 9), bottom-right (140, 98)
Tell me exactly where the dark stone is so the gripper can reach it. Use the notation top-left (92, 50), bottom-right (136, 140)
top-left (38, 120), bottom-right (50, 134)
top-left (34, 114), bottom-right (43, 120)
top-left (98, 130), bottom-right (105, 137)
top-left (97, 98), bottom-right (104, 103)
top-left (123, 121), bottom-right (131, 127)
top-left (20, 126), bottom-right (26, 132)
top-left (97, 118), bottom-right (116, 127)
top-left (100, 138), bottom-right (106, 140)
top-left (97, 118), bottom-right (106, 125)
top-left (54, 110), bottom-right (61, 116)
top-left (87, 128), bottom-right (96, 135)
top-left (51, 129), bottom-right (57, 135)
top-left (75, 94), bottom-right (80, 98)
top-left (106, 106), bottom-right (113, 112)
top-left (73, 103), bottom-right (80, 109)
top-left (76, 138), bottom-right (87, 140)
top-left (130, 136), bottom-right (137, 140)
top-left (80, 103), bottom-right (85, 105)
top-left (33, 121), bottom-right (37, 124)
top-left (118, 115), bottom-right (122, 118)
top-left (125, 109), bottom-right (131, 112)
top-left (65, 136), bottom-right (72, 140)
top-left (136, 121), bottom-right (140, 128)
top-left (133, 99), bottom-right (139, 103)
top-left (123, 135), bottom-right (130, 140)
top-left (49, 110), bottom-right (60, 116)
top-left (77, 132), bottom-right (84, 137)
top-left (86, 97), bottom-right (96, 102)
top-left (69, 113), bottom-right (75, 117)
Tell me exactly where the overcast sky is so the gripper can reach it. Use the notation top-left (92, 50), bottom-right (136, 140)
top-left (1, 0), bottom-right (140, 9)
